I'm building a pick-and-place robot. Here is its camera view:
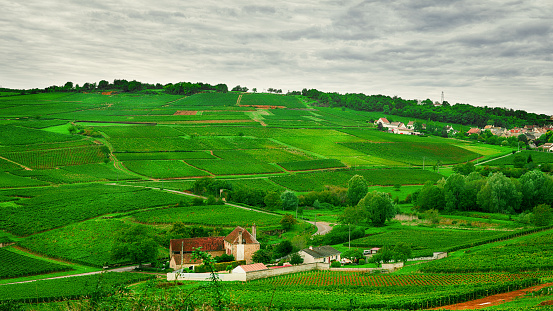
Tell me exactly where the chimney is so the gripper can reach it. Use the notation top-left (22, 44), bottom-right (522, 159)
top-left (252, 225), bottom-right (257, 241)
top-left (238, 230), bottom-right (243, 245)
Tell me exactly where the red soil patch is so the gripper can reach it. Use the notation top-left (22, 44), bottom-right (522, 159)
top-left (539, 300), bottom-right (553, 306)
top-left (432, 282), bottom-right (553, 310)
top-left (174, 110), bottom-right (198, 115)
top-left (101, 91), bottom-right (116, 95)
top-left (238, 105), bottom-right (286, 109)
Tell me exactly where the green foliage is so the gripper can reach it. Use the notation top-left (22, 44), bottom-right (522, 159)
top-left (1, 145), bottom-right (106, 169)
top-left (532, 204), bottom-right (552, 227)
top-left (289, 253), bottom-right (304, 265)
top-left (280, 214), bottom-right (297, 231)
top-left (252, 249), bottom-right (272, 264)
top-left (358, 191), bottom-right (396, 226)
top-left (477, 172), bottom-right (521, 214)
top-left (314, 225), bottom-right (365, 245)
top-left (264, 191), bottom-right (282, 210)
top-left (195, 260), bottom-right (245, 273)
top-left (111, 226), bottom-right (158, 266)
top-left (330, 260), bottom-right (341, 267)
top-left (280, 190), bottom-right (298, 211)
top-left (0, 248), bottom-right (72, 279)
top-left (214, 253), bottom-right (235, 263)
top-left (341, 248), bottom-right (364, 261)
top-left (347, 174), bottom-right (368, 206)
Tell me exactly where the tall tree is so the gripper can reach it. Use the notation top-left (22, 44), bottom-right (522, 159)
top-left (358, 191), bottom-right (396, 226)
top-left (347, 175), bottom-right (368, 206)
top-left (477, 172), bottom-right (521, 214)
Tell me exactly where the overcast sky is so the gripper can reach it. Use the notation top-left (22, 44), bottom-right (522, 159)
top-left (1, 0), bottom-right (552, 114)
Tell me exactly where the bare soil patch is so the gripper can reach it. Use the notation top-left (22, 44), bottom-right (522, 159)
top-left (432, 282), bottom-right (553, 310)
top-left (173, 110), bottom-right (198, 115)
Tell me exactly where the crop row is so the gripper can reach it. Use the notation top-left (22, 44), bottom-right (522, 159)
top-left (231, 271), bottom-right (544, 310)
top-left (421, 231), bottom-right (553, 273)
top-left (0, 184), bottom-right (185, 236)
top-left (239, 94), bottom-right (305, 108)
top-left (185, 159), bottom-right (283, 175)
top-left (270, 168), bottom-right (442, 191)
top-left (0, 125), bottom-right (78, 145)
top-left (115, 151), bottom-right (215, 161)
top-left (123, 160), bottom-right (211, 179)
top-left (348, 228), bottom-right (520, 257)
top-left (17, 219), bottom-right (163, 267)
top-left (0, 172), bottom-right (49, 188)
top-left (1, 145), bottom-right (105, 169)
top-left (110, 136), bottom-right (278, 152)
top-left (10, 163), bottom-right (139, 184)
top-left (278, 159), bottom-right (346, 171)
top-left (99, 125), bottom-right (185, 138)
top-left (170, 92), bottom-right (239, 107)
top-left (131, 204), bottom-right (282, 227)
top-left (0, 272), bottom-right (154, 303)
top-left (339, 141), bottom-right (479, 165)
top-left (0, 248), bottom-right (72, 279)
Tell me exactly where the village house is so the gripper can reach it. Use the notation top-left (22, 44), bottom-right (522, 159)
top-left (299, 246), bottom-right (341, 264)
top-left (170, 226), bottom-right (260, 269)
top-left (538, 143), bottom-right (553, 152)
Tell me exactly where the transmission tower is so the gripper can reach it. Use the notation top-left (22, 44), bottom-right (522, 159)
top-left (441, 91), bottom-right (444, 105)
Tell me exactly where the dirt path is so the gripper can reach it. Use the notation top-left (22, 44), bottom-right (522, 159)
top-left (0, 266), bottom-right (139, 286)
top-left (0, 155), bottom-right (32, 170)
top-left (432, 282), bottom-right (553, 310)
top-left (305, 221), bottom-right (334, 235)
top-left (475, 151), bottom-right (518, 166)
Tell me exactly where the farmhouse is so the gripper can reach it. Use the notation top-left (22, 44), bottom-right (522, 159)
top-left (299, 245), bottom-right (341, 264)
top-left (170, 226), bottom-right (260, 269)
top-left (538, 143), bottom-right (553, 152)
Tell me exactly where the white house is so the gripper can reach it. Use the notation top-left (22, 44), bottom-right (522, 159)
top-left (538, 143), bottom-right (553, 152)
top-left (299, 246), bottom-right (341, 264)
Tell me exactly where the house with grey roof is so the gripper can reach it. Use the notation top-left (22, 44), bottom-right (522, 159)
top-left (299, 246), bottom-right (341, 264)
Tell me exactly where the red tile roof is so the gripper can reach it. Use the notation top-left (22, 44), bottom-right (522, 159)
top-left (237, 263), bottom-right (267, 272)
top-left (170, 236), bottom-right (225, 253)
top-left (224, 226), bottom-right (258, 244)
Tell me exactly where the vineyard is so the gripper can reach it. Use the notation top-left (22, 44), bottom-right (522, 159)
top-left (0, 184), bottom-right (185, 236)
top-left (1, 145), bottom-right (105, 169)
top-left (114, 151), bottom-right (215, 161)
top-left (420, 231), bottom-right (553, 273)
top-left (131, 204), bottom-right (282, 227)
top-left (340, 141), bottom-right (479, 165)
top-left (278, 159), bottom-right (347, 171)
top-left (348, 228), bottom-right (521, 257)
top-left (17, 219), bottom-right (165, 267)
top-left (123, 160), bottom-right (211, 178)
top-left (0, 272), bottom-right (154, 303)
top-left (0, 248), bottom-right (72, 279)
top-left (226, 270), bottom-right (546, 310)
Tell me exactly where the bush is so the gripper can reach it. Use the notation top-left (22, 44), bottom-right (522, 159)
top-left (330, 261), bottom-right (341, 268)
top-left (194, 260), bottom-right (246, 273)
top-left (358, 258), bottom-right (366, 265)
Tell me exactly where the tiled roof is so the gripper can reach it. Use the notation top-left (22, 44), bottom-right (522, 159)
top-left (224, 226), bottom-right (258, 244)
top-left (170, 236), bottom-right (225, 253)
top-left (238, 263), bottom-right (268, 272)
top-left (301, 246), bottom-right (341, 259)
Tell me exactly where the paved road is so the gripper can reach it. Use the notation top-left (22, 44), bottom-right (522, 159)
top-left (475, 150), bottom-right (519, 166)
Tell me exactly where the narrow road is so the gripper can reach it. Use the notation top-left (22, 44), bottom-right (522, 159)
top-left (306, 221), bottom-right (334, 235)
top-left (475, 151), bottom-right (518, 166)
top-left (0, 266), bottom-right (138, 286)
top-left (107, 184), bottom-right (333, 235)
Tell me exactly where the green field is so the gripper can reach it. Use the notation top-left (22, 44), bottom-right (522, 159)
top-left (1, 91), bottom-right (546, 310)
top-left (131, 204), bottom-right (282, 227)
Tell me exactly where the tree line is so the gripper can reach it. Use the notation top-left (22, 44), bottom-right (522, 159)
top-left (301, 88), bottom-right (551, 128)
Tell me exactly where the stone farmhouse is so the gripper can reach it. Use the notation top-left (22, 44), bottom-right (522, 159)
top-left (170, 226), bottom-right (260, 270)
top-left (299, 245), bottom-right (341, 264)
top-left (374, 118), bottom-right (421, 135)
